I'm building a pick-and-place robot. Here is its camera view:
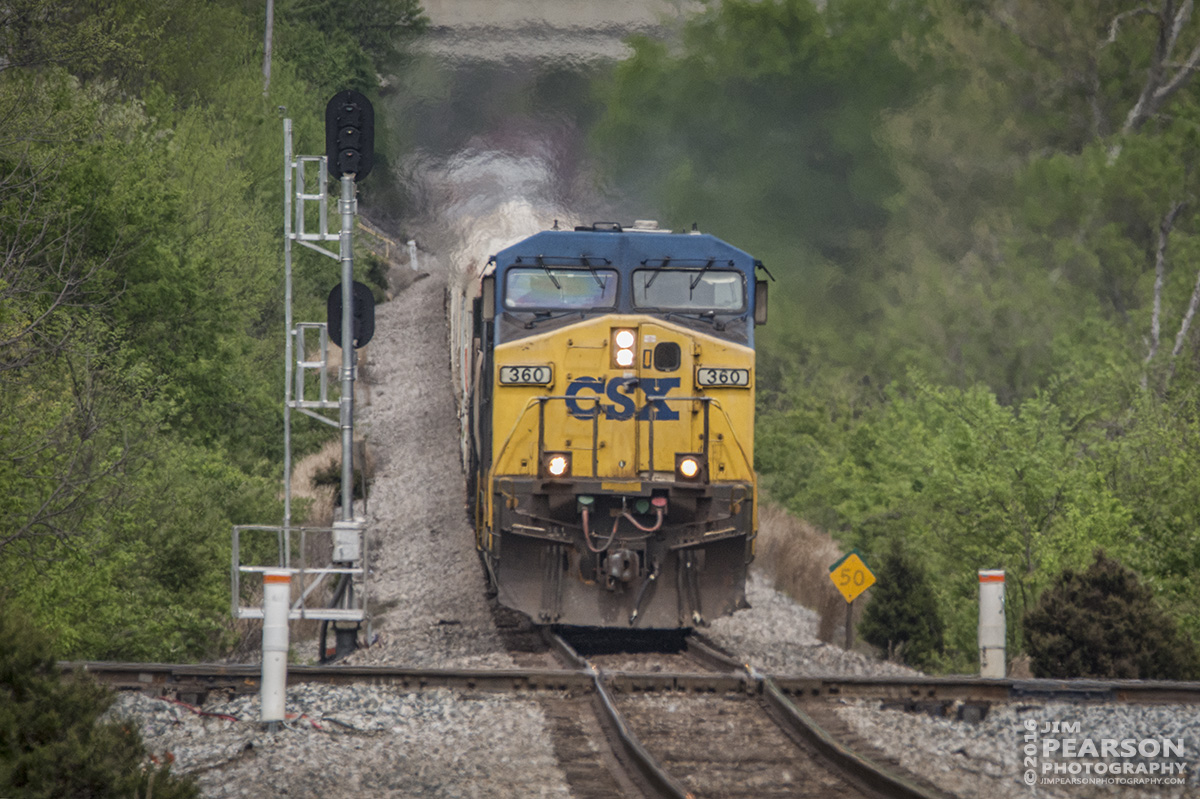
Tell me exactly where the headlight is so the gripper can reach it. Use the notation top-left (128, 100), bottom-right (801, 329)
top-left (612, 328), bottom-right (637, 369)
top-left (675, 453), bottom-right (703, 481)
top-left (543, 452), bottom-right (571, 478)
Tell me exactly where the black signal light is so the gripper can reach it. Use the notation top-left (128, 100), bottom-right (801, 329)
top-left (325, 90), bottom-right (375, 180)
top-left (327, 281), bottom-right (376, 348)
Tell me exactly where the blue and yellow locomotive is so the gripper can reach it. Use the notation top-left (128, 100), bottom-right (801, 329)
top-left (458, 221), bottom-right (768, 628)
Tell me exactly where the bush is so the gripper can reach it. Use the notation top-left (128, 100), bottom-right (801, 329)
top-left (857, 541), bottom-right (944, 668)
top-left (1024, 551), bottom-right (1199, 680)
top-left (0, 596), bottom-right (198, 799)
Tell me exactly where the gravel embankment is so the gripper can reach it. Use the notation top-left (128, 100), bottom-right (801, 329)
top-left (342, 265), bottom-right (511, 670)
top-left (707, 571), bottom-right (920, 678)
top-left (108, 686), bottom-right (572, 799)
top-left (834, 699), bottom-right (1200, 799)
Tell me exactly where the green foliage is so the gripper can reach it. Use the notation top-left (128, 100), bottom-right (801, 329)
top-left (1024, 551), bottom-right (1199, 680)
top-left (0, 0), bottom-right (409, 661)
top-left (759, 361), bottom-right (1200, 666)
top-left (0, 0), bottom-right (143, 77)
top-left (873, 1), bottom-right (1200, 397)
top-left (594, 0), bottom-right (925, 263)
top-left (1, 443), bottom-right (279, 661)
top-left (857, 542), bottom-right (944, 668)
top-left (0, 596), bottom-right (199, 798)
top-left (275, 0), bottom-right (427, 94)
top-left (760, 374), bottom-right (1136, 661)
top-left (1096, 389), bottom-right (1200, 640)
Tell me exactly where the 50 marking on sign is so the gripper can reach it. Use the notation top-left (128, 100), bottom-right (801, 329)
top-left (499, 365), bottom-right (553, 385)
top-left (828, 550), bottom-right (876, 603)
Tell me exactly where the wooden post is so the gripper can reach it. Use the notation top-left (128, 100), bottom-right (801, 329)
top-left (844, 597), bottom-right (854, 650)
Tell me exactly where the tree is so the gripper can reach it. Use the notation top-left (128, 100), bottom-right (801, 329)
top-left (760, 375), bottom-right (1139, 665)
top-left (274, 0), bottom-right (427, 94)
top-left (593, 0), bottom-right (926, 273)
top-left (735, 0), bottom-right (1200, 673)
top-left (1120, 0), bottom-right (1200, 134)
top-left (0, 2), bottom-right (340, 660)
top-left (0, 73), bottom-right (147, 560)
top-left (857, 541), bottom-right (944, 668)
top-left (0, 596), bottom-right (199, 798)
top-left (1024, 550), bottom-right (1199, 679)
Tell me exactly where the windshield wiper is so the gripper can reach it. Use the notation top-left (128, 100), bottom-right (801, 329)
top-left (522, 309), bottom-right (586, 329)
top-left (535, 255), bottom-right (561, 290)
top-left (644, 257), bottom-right (669, 291)
top-left (688, 258), bottom-right (715, 298)
top-left (581, 255), bottom-right (605, 289)
top-left (665, 310), bottom-right (721, 329)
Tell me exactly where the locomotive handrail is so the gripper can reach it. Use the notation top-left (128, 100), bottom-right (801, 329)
top-left (492, 395), bottom-right (604, 479)
top-left (492, 391), bottom-right (752, 482)
top-left (704, 397), bottom-right (755, 479)
top-left (492, 398), bottom-right (545, 478)
top-left (643, 395), bottom-right (754, 479)
top-left (536, 394), bottom-right (602, 477)
top-left (642, 394), bottom-right (711, 473)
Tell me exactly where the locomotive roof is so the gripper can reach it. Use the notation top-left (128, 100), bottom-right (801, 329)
top-left (491, 226), bottom-right (758, 272)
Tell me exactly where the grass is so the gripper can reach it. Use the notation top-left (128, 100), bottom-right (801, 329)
top-left (754, 503), bottom-right (865, 645)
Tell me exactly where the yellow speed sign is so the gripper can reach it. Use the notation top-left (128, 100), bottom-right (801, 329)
top-left (829, 550), bottom-right (875, 603)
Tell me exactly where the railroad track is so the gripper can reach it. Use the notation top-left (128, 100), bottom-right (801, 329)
top-left (543, 631), bottom-right (951, 799)
top-left (65, 652), bottom-right (1200, 799)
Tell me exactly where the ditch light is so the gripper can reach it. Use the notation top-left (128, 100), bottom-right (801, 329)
top-left (543, 451), bottom-right (571, 478)
top-left (675, 453), bottom-right (704, 482)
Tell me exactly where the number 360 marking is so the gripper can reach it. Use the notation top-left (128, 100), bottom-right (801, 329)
top-left (696, 367), bottom-right (750, 387)
top-left (499, 365), bottom-right (553, 385)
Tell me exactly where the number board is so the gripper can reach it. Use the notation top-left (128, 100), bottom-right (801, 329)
top-left (696, 367), bottom-right (750, 387)
top-left (499, 365), bottom-right (553, 386)
top-left (828, 550), bottom-right (875, 603)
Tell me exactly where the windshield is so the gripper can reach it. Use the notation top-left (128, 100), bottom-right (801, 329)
top-left (504, 267), bottom-right (618, 310)
top-left (632, 270), bottom-right (745, 312)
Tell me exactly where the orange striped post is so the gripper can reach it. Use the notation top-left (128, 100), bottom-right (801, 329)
top-left (262, 570), bottom-right (291, 725)
top-left (978, 570), bottom-right (1005, 678)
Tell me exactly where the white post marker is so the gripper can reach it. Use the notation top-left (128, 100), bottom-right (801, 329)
top-left (978, 569), bottom-right (1006, 678)
top-left (261, 570), bottom-right (291, 725)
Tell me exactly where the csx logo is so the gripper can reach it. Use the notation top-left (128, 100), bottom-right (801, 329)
top-left (565, 377), bottom-right (680, 421)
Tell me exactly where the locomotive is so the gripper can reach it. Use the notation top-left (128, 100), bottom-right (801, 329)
top-left (453, 220), bottom-right (768, 628)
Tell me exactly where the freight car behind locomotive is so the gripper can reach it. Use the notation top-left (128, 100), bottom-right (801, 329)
top-left (452, 221), bottom-right (768, 628)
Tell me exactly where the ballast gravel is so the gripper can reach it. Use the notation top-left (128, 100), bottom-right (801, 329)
top-left (107, 686), bottom-right (572, 799)
top-left (707, 571), bottom-right (920, 678)
top-left (345, 266), bottom-right (513, 671)
top-left (833, 699), bottom-right (1200, 799)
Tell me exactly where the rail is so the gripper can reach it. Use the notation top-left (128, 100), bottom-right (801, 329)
top-left (549, 630), bottom-right (949, 799)
top-left (547, 631), bottom-right (693, 799)
top-left (66, 657), bottom-right (1200, 706)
